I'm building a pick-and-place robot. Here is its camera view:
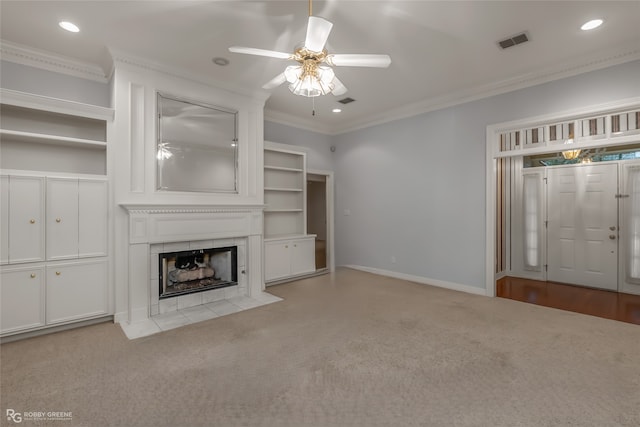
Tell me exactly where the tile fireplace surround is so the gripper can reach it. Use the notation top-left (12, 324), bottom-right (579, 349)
top-left (120, 205), bottom-right (280, 339)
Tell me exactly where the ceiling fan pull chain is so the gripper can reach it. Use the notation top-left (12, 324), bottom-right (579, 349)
top-left (312, 96), bottom-right (316, 116)
top-left (309, 0), bottom-right (312, 17)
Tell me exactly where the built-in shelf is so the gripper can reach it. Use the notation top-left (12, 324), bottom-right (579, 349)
top-left (264, 165), bottom-right (303, 172)
top-left (263, 143), bottom-right (316, 283)
top-left (0, 129), bottom-right (107, 150)
top-left (264, 209), bottom-right (304, 213)
top-left (264, 233), bottom-right (315, 242)
top-left (264, 187), bottom-right (303, 192)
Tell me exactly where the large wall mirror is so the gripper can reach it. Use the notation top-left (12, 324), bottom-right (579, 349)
top-left (157, 93), bottom-right (238, 193)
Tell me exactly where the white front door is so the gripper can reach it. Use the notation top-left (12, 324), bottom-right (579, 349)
top-left (547, 164), bottom-right (618, 290)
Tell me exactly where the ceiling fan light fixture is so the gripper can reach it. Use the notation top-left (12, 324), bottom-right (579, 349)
top-left (228, 0), bottom-right (390, 98)
top-left (285, 62), bottom-right (335, 97)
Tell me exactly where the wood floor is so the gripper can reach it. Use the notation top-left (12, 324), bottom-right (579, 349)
top-left (497, 276), bottom-right (640, 325)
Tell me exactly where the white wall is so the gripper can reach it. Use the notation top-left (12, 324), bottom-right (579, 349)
top-left (332, 60), bottom-right (640, 291)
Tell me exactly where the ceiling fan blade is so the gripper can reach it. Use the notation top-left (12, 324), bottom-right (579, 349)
top-left (228, 46), bottom-right (292, 59)
top-left (304, 16), bottom-right (333, 52)
top-left (331, 77), bottom-right (348, 96)
top-left (262, 73), bottom-right (287, 90)
top-left (327, 54), bottom-right (392, 68)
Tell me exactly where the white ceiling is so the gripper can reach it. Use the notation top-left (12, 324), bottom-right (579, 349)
top-left (1, 1), bottom-right (639, 134)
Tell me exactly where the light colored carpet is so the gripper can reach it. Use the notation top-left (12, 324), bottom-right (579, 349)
top-left (1, 267), bottom-right (639, 427)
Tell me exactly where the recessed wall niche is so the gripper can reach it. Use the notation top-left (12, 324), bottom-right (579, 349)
top-left (156, 93), bottom-right (238, 193)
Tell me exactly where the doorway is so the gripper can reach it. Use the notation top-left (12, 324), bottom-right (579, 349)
top-left (307, 170), bottom-right (335, 272)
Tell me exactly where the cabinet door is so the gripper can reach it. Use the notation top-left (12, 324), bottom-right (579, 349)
top-left (78, 180), bottom-right (107, 257)
top-left (46, 259), bottom-right (108, 324)
top-left (47, 178), bottom-right (79, 260)
top-left (290, 237), bottom-right (316, 276)
top-left (1, 175), bottom-right (8, 265)
top-left (264, 241), bottom-right (291, 282)
top-left (1, 266), bottom-right (45, 334)
top-left (9, 176), bottom-right (45, 263)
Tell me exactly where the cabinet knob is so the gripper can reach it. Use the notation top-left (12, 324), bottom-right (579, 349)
top-left (285, 245), bottom-right (288, 248)
top-left (30, 219), bottom-right (35, 224)
top-left (56, 271), bottom-right (61, 276)
top-left (294, 244), bottom-right (297, 247)
top-left (30, 273), bottom-right (36, 278)
top-left (56, 218), bottom-right (61, 223)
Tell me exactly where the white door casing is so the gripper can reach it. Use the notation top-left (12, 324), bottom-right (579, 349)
top-left (547, 164), bottom-right (618, 290)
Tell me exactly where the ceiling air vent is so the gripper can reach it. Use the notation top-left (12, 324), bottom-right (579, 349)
top-left (338, 97), bottom-right (356, 104)
top-left (498, 32), bottom-right (529, 49)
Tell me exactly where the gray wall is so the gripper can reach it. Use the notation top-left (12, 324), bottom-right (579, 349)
top-left (332, 60), bottom-right (640, 290)
top-left (265, 59), bottom-right (640, 291)
top-left (0, 60), bottom-right (110, 107)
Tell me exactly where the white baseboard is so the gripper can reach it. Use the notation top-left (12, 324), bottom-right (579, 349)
top-left (343, 265), bottom-right (488, 296)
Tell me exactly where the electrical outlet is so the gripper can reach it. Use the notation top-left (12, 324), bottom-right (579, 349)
top-left (391, 256), bottom-right (396, 263)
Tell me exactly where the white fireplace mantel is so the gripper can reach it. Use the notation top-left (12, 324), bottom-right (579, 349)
top-left (122, 204), bottom-right (265, 244)
top-left (120, 204), bottom-right (265, 324)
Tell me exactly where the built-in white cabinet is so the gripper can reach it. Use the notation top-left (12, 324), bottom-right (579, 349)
top-left (0, 265), bottom-right (46, 335)
top-left (0, 175), bottom-right (7, 264)
top-left (264, 236), bottom-right (316, 282)
top-left (1, 175), bottom-right (45, 264)
top-left (0, 89), bottom-right (113, 337)
top-left (47, 178), bottom-right (107, 260)
top-left (46, 259), bottom-right (108, 324)
top-left (263, 143), bottom-right (316, 284)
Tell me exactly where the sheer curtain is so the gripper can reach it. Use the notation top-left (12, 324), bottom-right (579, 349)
top-left (523, 173), bottom-right (542, 270)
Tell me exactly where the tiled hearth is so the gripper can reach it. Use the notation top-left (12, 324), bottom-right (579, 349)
top-left (122, 292), bottom-right (282, 339)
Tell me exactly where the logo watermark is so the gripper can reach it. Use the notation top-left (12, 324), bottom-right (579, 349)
top-left (6, 409), bottom-right (73, 423)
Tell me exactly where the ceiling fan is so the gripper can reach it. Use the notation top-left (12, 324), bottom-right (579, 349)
top-left (228, 0), bottom-right (391, 98)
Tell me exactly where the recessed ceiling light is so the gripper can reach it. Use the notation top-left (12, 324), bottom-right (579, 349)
top-left (59, 21), bottom-right (80, 33)
top-left (212, 57), bottom-right (230, 66)
top-left (332, 108), bottom-right (342, 113)
top-left (581, 19), bottom-right (603, 31)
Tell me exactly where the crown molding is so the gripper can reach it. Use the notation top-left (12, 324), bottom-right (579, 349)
top-left (0, 39), bottom-right (109, 83)
top-left (267, 42), bottom-right (640, 136)
top-left (110, 49), bottom-right (271, 105)
top-left (333, 43), bottom-right (640, 135)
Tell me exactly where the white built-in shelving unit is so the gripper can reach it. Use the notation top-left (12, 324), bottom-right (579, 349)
top-left (0, 88), bottom-right (114, 337)
top-left (263, 144), bottom-right (316, 283)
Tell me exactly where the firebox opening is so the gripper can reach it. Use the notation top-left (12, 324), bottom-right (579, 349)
top-left (159, 246), bottom-right (238, 299)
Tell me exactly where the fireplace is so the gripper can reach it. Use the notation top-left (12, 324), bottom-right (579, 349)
top-left (159, 246), bottom-right (238, 299)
